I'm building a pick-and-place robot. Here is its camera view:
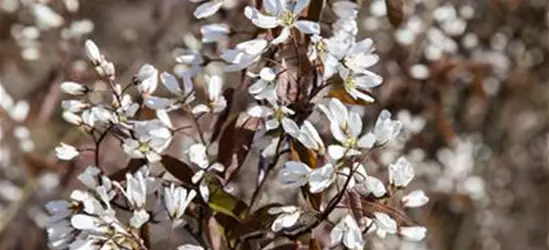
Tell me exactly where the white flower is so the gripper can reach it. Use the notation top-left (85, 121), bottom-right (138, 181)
top-left (55, 143), bottom-right (79, 160)
top-left (77, 166), bottom-right (101, 189)
top-left (319, 98), bottom-right (376, 160)
top-left (192, 75), bottom-right (227, 114)
top-left (338, 65), bottom-right (382, 103)
top-left (332, 1), bottom-right (358, 19)
top-left (114, 94), bottom-right (139, 124)
top-left (178, 244), bottom-right (205, 250)
top-left (268, 206), bottom-right (301, 232)
top-left (32, 4), bottom-right (64, 30)
top-left (400, 226), bottom-right (427, 241)
top-left (8, 100), bottom-right (30, 122)
top-left (187, 143), bottom-right (209, 169)
top-left (278, 161), bottom-right (311, 187)
top-left (363, 175), bottom-right (387, 197)
top-left (45, 200), bottom-right (73, 219)
top-left (282, 119), bottom-right (325, 154)
top-left (308, 35), bottom-right (324, 62)
top-left (330, 215), bottom-right (364, 250)
top-left (244, 0), bottom-right (319, 44)
top-left (278, 161), bottom-right (335, 193)
top-left (373, 110), bottom-right (402, 144)
top-left (70, 214), bottom-right (107, 234)
top-left (351, 164), bottom-right (387, 198)
top-left (46, 219), bottom-right (75, 249)
top-left (397, 110), bottom-right (426, 133)
top-left (135, 64), bottom-right (159, 95)
top-left (248, 67), bottom-right (278, 100)
top-left (308, 163), bottom-right (336, 193)
top-left (122, 120), bottom-right (172, 163)
top-left (175, 49), bottom-right (205, 65)
top-left (388, 157), bottom-right (414, 187)
top-left (327, 38), bottom-right (380, 76)
top-left (247, 99), bottom-right (295, 131)
top-left (146, 72), bottom-right (195, 110)
top-left (373, 212), bottom-right (398, 238)
top-left (83, 40), bottom-right (115, 78)
top-left (402, 190), bottom-right (429, 208)
top-left (130, 209), bottom-right (150, 228)
top-left (164, 184), bottom-right (197, 220)
top-left (198, 180), bottom-right (210, 201)
top-left (119, 171), bottom-right (148, 209)
top-left (61, 81), bottom-right (89, 95)
top-left (221, 39), bottom-right (268, 71)
top-left (61, 100), bottom-right (88, 113)
top-left (193, 0), bottom-right (224, 19)
top-left (201, 23), bottom-right (230, 43)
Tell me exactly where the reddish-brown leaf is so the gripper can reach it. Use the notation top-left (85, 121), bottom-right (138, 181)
top-left (306, 0), bottom-right (326, 21)
top-left (109, 158), bottom-right (147, 182)
top-left (385, 0), bottom-right (405, 28)
top-left (347, 191), bottom-right (364, 220)
top-left (308, 238), bottom-right (321, 250)
top-left (217, 116), bottom-right (259, 183)
top-left (227, 203), bottom-right (280, 240)
top-left (290, 139), bottom-right (318, 169)
top-left (161, 155), bottom-right (195, 185)
top-left (328, 87), bottom-right (375, 106)
top-left (361, 200), bottom-right (415, 227)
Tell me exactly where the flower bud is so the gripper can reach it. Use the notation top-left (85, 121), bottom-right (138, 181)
top-left (61, 81), bottom-right (89, 95)
top-left (55, 143), bottom-right (79, 160)
top-left (85, 39), bottom-right (101, 64)
top-left (62, 111), bottom-right (82, 125)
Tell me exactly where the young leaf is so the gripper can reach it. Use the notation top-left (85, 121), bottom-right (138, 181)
top-left (207, 177), bottom-right (249, 221)
top-left (227, 203), bottom-right (280, 240)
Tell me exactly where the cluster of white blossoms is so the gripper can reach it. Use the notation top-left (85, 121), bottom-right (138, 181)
top-left (2, 0), bottom-right (93, 61)
top-left (47, 0), bottom-right (430, 249)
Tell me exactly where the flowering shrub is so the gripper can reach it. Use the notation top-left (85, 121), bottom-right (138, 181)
top-left (46, 0), bottom-right (428, 249)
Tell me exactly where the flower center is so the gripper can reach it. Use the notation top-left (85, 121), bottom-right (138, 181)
top-left (344, 76), bottom-right (356, 90)
top-left (343, 55), bottom-right (356, 68)
top-left (280, 11), bottom-right (296, 27)
top-left (315, 40), bottom-right (326, 52)
top-left (274, 107), bottom-right (286, 120)
top-left (342, 137), bottom-right (358, 148)
top-left (138, 141), bottom-right (151, 152)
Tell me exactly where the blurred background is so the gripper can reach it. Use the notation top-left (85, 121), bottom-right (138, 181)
top-left (1, 0), bottom-right (549, 249)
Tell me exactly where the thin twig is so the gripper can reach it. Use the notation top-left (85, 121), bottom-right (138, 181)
top-left (247, 135), bottom-right (289, 213)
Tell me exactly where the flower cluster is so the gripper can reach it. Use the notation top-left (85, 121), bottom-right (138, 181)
top-left (45, 0), bottom-right (430, 249)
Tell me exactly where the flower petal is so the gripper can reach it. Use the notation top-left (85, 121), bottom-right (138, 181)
top-left (193, 1), bottom-right (223, 19)
top-left (295, 20), bottom-right (320, 34)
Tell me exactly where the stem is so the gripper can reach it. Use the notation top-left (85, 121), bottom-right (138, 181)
top-left (94, 124), bottom-right (115, 168)
top-left (284, 148), bottom-right (377, 239)
top-left (188, 111), bottom-right (206, 145)
top-left (247, 135), bottom-right (289, 213)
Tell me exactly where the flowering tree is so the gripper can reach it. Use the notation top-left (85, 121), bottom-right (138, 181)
top-left (46, 0), bottom-right (428, 249)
